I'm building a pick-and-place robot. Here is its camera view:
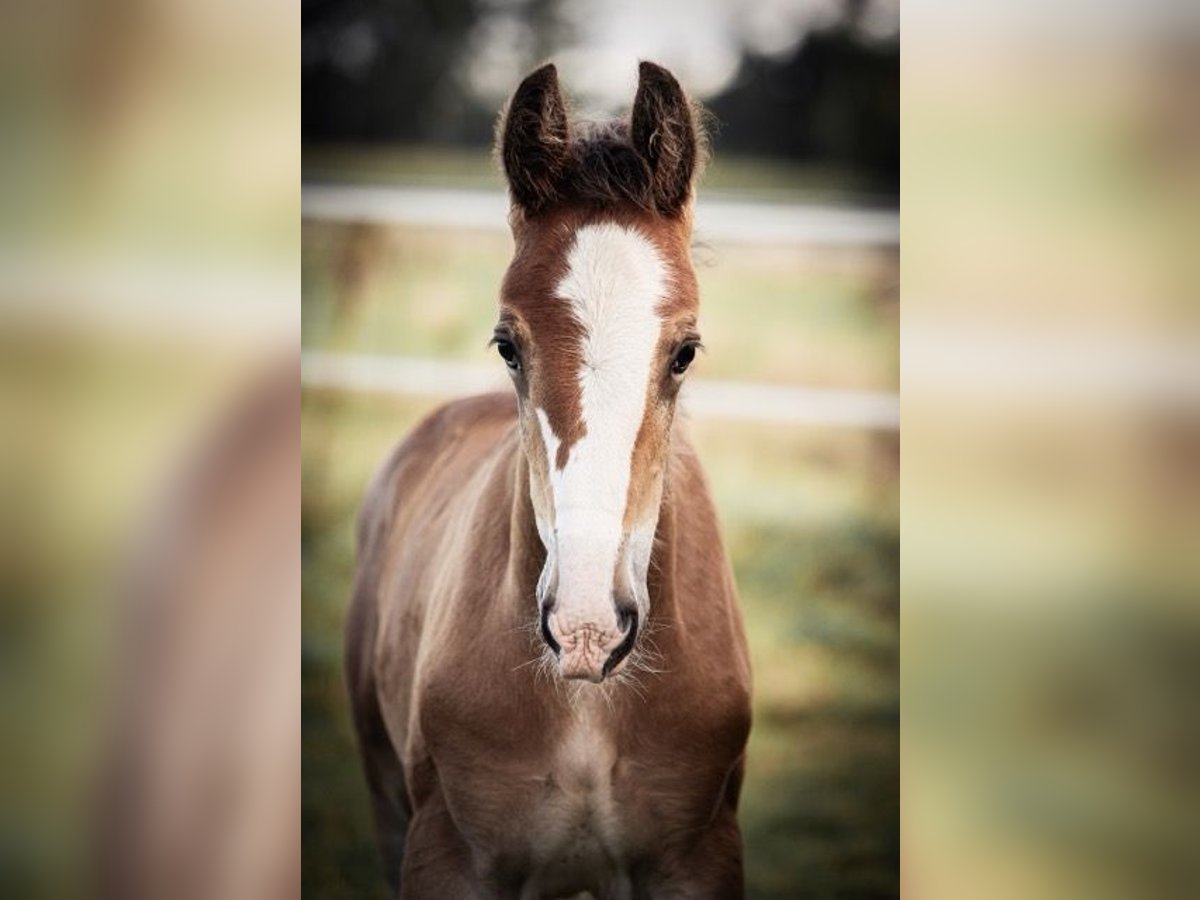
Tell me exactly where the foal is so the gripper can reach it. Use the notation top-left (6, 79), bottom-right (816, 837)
top-left (346, 62), bottom-right (752, 899)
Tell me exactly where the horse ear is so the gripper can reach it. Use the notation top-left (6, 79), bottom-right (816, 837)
top-left (630, 61), bottom-right (699, 216)
top-left (498, 64), bottom-right (570, 215)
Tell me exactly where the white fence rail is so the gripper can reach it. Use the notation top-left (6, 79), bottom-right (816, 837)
top-left (301, 184), bottom-right (899, 247)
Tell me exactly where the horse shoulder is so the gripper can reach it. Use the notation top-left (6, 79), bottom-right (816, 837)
top-left (659, 432), bottom-right (753, 750)
top-left (670, 434), bottom-right (751, 667)
top-left (351, 394), bottom-right (521, 754)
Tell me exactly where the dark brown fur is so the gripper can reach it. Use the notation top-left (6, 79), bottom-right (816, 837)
top-left (498, 62), bottom-right (708, 219)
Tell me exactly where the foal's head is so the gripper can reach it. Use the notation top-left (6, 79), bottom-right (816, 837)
top-left (494, 62), bottom-right (704, 682)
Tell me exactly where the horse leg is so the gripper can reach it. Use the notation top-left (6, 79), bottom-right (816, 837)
top-left (345, 586), bottom-right (410, 894)
top-left (636, 810), bottom-right (746, 900)
top-left (399, 786), bottom-right (486, 900)
top-left (356, 696), bottom-right (410, 895)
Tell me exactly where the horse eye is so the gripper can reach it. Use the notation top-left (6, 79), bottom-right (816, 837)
top-left (670, 343), bottom-right (696, 376)
top-left (496, 340), bottom-right (520, 371)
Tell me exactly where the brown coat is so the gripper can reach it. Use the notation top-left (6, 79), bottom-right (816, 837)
top-left (345, 393), bottom-right (751, 898)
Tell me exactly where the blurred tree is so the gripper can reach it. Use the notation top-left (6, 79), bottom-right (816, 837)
top-left (302, 0), bottom-right (897, 197)
top-left (303, 0), bottom-right (488, 143)
top-left (706, 25), bottom-right (899, 196)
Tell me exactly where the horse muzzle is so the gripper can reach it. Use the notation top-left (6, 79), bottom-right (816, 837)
top-left (541, 602), bottom-right (638, 682)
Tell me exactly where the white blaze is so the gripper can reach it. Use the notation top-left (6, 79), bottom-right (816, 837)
top-left (535, 222), bottom-right (667, 632)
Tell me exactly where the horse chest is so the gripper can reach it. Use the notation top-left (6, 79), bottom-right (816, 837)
top-left (521, 709), bottom-right (632, 896)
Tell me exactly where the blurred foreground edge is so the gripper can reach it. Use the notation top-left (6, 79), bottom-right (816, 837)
top-left (91, 359), bottom-right (300, 900)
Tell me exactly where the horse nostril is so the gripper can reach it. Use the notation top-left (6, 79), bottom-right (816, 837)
top-left (616, 604), bottom-right (635, 633)
top-left (539, 603), bottom-right (561, 656)
top-left (604, 607), bottom-right (639, 677)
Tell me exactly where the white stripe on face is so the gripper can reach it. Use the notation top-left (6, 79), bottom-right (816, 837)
top-left (535, 222), bottom-right (667, 627)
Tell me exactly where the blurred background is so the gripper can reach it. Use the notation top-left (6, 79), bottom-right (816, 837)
top-left (903, 0), bottom-right (1200, 897)
top-left (1, 0), bottom-right (297, 896)
top-left (301, 0), bottom-right (899, 898)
